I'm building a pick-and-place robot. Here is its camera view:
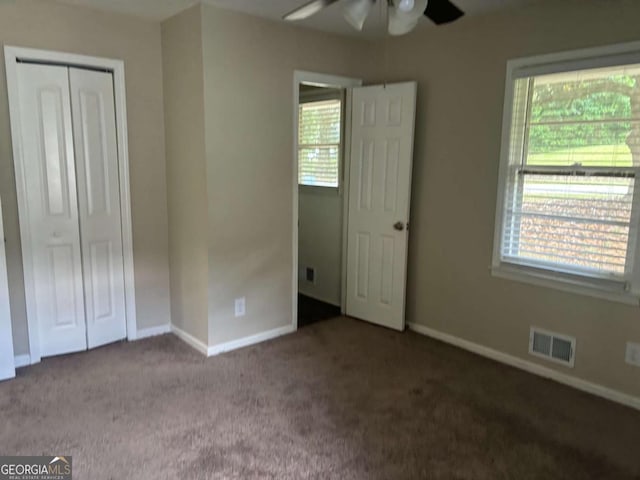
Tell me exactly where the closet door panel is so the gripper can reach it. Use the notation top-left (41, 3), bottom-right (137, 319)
top-left (0, 197), bottom-right (16, 380)
top-left (69, 68), bottom-right (126, 349)
top-left (14, 64), bottom-right (87, 357)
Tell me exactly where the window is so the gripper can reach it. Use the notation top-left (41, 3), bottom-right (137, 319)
top-left (493, 45), bottom-right (640, 303)
top-left (298, 98), bottom-right (342, 188)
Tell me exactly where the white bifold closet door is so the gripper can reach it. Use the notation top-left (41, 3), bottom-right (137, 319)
top-left (15, 63), bottom-right (126, 358)
top-left (69, 68), bottom-right (126, 349)
top-left (0, 197), bottom-right (16, 381)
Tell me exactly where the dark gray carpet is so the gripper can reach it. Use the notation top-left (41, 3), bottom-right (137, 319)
top-left (1, 317), bottom-right (639, 479)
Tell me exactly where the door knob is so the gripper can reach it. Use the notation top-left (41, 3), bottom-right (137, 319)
top-left (393, 221), bottom-right (405, 231)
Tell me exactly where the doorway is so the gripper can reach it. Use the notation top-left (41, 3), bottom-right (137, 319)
top-left (4, 46), bottom-right (137, 364)
top-left (293, 71), bottom-right (362, 329)
top-left (297, 84), bottom-right (344, 327)
top-left (293, 72), bottom-right (418, 332)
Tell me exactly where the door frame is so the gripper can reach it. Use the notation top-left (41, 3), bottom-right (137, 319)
top-left (292, 71), bottom-right (362, 330)
top-left (0, 196), bottom-right (16, 380)
top-left (4, 46), bottom-right (137, 364)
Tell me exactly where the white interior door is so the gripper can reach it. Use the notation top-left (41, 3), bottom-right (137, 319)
top-left (14, 64), bottom-right (87, 357)
top-left (345, 82), bottom-right (417, 331)
top-left (0, 197), bottom-right (16, 381)
top-left (69, 68), bottom-right (127, 349)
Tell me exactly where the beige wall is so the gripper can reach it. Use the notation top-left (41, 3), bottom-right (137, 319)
top-left (200, 5), bottom-right (376, 345)
top-left (299, 188), bottom-right (343, 306)
top-left (162, 6), bottom-right (209, 344)
top-left (0, 0), bottom-right (171, 355)
top-left (376, 0), bottom-right (640, 397)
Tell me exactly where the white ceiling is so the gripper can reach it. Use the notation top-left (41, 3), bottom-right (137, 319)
top-left (204, 0), bottom-right (539, 38)
top-left (55, 0), bottom-right (539, 38)
top-left (56, 0), bottom-right (200, 22)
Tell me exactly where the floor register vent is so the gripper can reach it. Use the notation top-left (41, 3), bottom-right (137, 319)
top-left (529, 327), bottom-right (576, 368)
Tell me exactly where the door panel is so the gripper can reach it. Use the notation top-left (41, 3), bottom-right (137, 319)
top-left (15, 64), bottom-right (87, 357)
top-left (69, 68), bottom-right (126, 349)
top-left (40, 89), bottom-right (70, 216)
top-left (358, 139), bottom-right (374, 210)
top-left (356, 232), bottom-right (371, 299)
top-left (383, 140), bottom-right (400, 212)
top-left (0, 197), bottom-right (16, 381)
top-left (48, 245), bottom-right (80, 326)
top-left (346, 82), bottom-right (417, 330)
top-left (380, 235), bottom-right (395, 305)
top-left (90, 241), bottom-right (114, 321)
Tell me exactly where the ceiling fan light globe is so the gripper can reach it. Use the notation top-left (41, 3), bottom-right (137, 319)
top-left (388, 0), bottom-right (428, 35)
top-left (397, 0), bottom-right (415, 12)
top-left (388, 16), bottom-right (419, 35)
top-left (343, 0), bottom-right (374, 31)
top-left (392, 0), bottom-right (428, 16)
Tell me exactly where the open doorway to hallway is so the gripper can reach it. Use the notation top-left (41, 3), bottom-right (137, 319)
top-left (297, 84), bottom-right (345, 327)
top-left (292, 72), bottom-right (416, 332)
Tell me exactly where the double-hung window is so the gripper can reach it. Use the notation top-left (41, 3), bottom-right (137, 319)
top-left (492, 44), bottom-right (640, 304)
top-left (298, 95), bottom-right (343, 188)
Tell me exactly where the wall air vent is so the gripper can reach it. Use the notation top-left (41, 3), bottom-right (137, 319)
top-left (529, 327), bottom-right (575, 368)
top-left (305, 267), bottom-right (315, 284)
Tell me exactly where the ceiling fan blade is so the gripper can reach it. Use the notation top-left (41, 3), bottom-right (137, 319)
top-left (343, 0), bottom-right (375, 31)
top-left (283, 0), bottom-right (340, 21)
top-left (424, 0), bottom-right (464, 25)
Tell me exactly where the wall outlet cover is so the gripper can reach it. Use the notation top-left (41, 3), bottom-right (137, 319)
top-left (625, 342), bottom-right (640, 367)
top-left (235, 297), bottom-right (246, 317)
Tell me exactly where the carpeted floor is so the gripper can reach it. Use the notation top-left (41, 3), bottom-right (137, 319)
top-left (1, 317), bottom-right (639, 479)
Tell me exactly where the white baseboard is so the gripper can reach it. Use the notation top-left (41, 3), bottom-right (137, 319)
top-left (408, 323), bottom-right (640, 412)
top-left (14, 354), bottom-right (31, 368)
top-left (171, 325), bottom-right (209, 356)
top-left (13, 327), bottom-right (169, 368)
top-left (171, 323), bottom-right (295, 357)
top-left (136, 324), bottom-right (171, 340)
top-left (208, 324), bottom-right (296, 356)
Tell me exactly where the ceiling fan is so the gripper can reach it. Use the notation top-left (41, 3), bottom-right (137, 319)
top-left (283, 0), bottom-right (464, 36)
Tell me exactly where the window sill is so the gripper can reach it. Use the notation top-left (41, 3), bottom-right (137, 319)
top-left (298, 184), bottom-right (341, 196)
top-left (491, 262), bottom-right (640, 306)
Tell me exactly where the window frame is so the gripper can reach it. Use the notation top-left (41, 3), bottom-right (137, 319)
top-left (492, 41), bottom-right (640, 306)
top-left (298, 89), bottom-right (345, 192)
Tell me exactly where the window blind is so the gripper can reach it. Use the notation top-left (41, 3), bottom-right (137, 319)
top-left (500, 65), bottom-right (640, 280)
top-left (298, 99), bottom-right (342, 187)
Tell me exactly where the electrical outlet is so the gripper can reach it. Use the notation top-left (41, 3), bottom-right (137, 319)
top-left (625, 342), bottom-right (640, 367)
top-left (235, 297), bottom-right (246, 317)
